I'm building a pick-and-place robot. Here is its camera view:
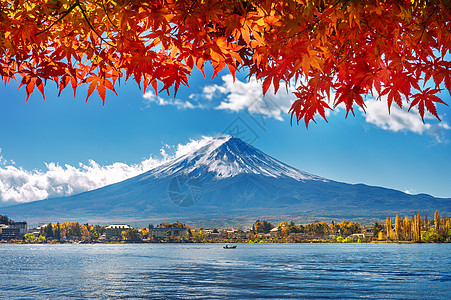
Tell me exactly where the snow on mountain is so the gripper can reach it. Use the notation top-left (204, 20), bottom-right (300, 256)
top-left (141, 135), bottom-right (325, 181)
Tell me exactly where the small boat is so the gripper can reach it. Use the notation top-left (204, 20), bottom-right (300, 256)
top-left (223, 245), bottom-right (237, 249)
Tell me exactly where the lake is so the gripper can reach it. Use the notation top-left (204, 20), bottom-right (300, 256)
top-left (1, 243), bottom-right (450, 299)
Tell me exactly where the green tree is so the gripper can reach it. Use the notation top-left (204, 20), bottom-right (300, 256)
top-left (90, 230), bottom-right (99, 240)
top-left (43, 223), bottom-right (53, 238)
top-left (194, 231), bottom-right (204, 242)
top-left (372, 222), bottom-right (384, 238)
top-left (24, 233), bottom-right (35, 243)
top-left (54, 223), bottom-right (61, 241)
top-left (94, 225), bottom-right (105, 236)
top-left (0, 214), bottom-right (12, 225)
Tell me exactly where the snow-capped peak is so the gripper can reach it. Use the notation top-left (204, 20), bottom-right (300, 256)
top-left (141, 135), bottom-right (326, 181)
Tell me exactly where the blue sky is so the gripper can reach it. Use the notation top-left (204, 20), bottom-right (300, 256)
top-left (0, 65), bottom-right (450, 207)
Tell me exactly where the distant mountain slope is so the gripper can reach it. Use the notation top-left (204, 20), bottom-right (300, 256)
top-left (2, 136), bottom-right (450, 225)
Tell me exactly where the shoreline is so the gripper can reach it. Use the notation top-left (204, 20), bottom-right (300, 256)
top-left (1, 240), bottom-right (446, 245)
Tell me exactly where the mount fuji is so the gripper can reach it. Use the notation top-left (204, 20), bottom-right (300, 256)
top-left (2, 136), bottom-right (450, 226)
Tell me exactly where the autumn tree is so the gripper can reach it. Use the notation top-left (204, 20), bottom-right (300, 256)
top-left (53, 222), bottom-right (61, 240)
top-left (403, 216), bottom-right (412, 240)
top-left (423, 214), bottom-right (430, 231)
top-left (372, 222), bottom-right (384, 238)
top-left (394, 214), bottom-right (402, 241)
top-left (253, 219), bottom-right (274, 233)
top-left (334, 220), bottom-right (361, 236)
top-left (1, 1), bottom-right (450, 126)
top-left (434, 210), bottom-right (440, 234)
top-left (141, 227), bottom-right (149, 238)
top-left (121, 228), bottom-right (141, 241)
top-left (412, 212), bottom-right (421, 242)
top-left (386, 217), bottom-right (393, 240)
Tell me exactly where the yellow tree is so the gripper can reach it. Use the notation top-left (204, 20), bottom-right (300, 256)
top-left (424, 214), bottom-right (430, 231)
top-left (278, 221), bottom-right (288, 228)
top-left (434, 210), bottom-right (440, 234)
top-left (403, 216), bottom-right (412, 241)
top-left (412, 212), bottom-right (422, 242)
top-left (280, 226), bottom-right (291, 238)
top-left (386, 217), bottom-right (393, 240)
top-left (394, 214), bottom-right (402, 241)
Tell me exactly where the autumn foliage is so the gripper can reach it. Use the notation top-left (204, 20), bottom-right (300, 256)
top-left (1, 0), bottom-right (450, 126)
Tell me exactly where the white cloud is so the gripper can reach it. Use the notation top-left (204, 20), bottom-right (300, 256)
top-left (143, 91), bottom-right (196, 110)
top-left (143, 75), bottom-right (313, 121)
top-left (0, 149), bottom-right (15, 166)
top-left (0, 157), bottom-right (163, 206)
top-left (202, 84), bottom-right (227, 100)
top-left (0, 137), bottom-right (216, 206)
top-left (211, 75), bottom-right (295, 121)
top-left (362, 97), bottom-right (450, 142)
top-left (156, 136), bottom-right (218, 160)
top-left (404, 189), bottom-right (413, 195)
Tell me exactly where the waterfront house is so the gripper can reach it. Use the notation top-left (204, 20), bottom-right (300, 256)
top-left (105, 224), bottom-right (131, 240)
top-left (269, 227), bottom-right (279, 238)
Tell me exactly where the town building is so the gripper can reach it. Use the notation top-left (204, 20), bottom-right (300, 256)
top-left (269, 227), bottom-right (279, 238)
top-left (105, 224), bottom-right (131, 239)
top-left (0, 226), bottom-right (21, 240)
top-left (11, 221), bottom-right (27, 236)
top-left (148, 225), bottom-right (187, 239)
top-left (204, 231), bottom-right (220, 240)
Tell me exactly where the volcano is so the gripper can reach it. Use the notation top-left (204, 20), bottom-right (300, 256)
top-left (2, 136), bottom-right (450, 226)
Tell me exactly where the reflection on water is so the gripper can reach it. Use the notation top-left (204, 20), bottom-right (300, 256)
top-left (1, 243), bottom-right (450, 299)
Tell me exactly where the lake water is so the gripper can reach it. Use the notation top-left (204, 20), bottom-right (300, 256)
top-left (0, 243), bottom-right (450, 299)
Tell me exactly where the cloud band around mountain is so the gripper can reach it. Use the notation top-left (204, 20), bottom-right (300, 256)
top-left (0, 137), bottom-right (216, 206)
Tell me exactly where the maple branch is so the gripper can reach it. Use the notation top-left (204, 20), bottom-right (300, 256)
top-left (410, 7), bottom-right (439, 60)
top-left (172, 0), bottom-right (198, 36)
top-left (101, 0), bottom-right (120, 33)
top-left (76, 2), bottom-right (115, 48)
top-left (359, 20), bottom-right (388, 38)
top-left (284, 18), bottom-right (321, 44)
top-left (35, 3), bottom-right (78, 36)
top-left (284, 0), bottom-right (344, 43)
top-left (332, 27), bottom-right (360, 74)
top-left (183, 0), bottom-right (199, 25)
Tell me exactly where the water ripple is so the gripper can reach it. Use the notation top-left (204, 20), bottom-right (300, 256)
top-left (0, 243), bottom-right (450, 299)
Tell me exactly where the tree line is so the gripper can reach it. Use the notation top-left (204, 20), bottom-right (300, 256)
top-left (36, 222), bottom-right (105, 242)
top-left (380, 211), bottom-right (451, 243)
top-left (252, 219), bottom-right (362, 238)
